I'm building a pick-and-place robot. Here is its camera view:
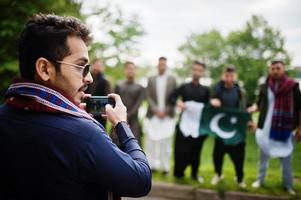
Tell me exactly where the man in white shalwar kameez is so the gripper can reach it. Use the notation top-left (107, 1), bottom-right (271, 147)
top-left (144, 57), bottom-right (177, 174)
top-left (248, 60), bottom-right (301, 195)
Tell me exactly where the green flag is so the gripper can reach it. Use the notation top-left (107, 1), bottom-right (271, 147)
top-left (199, 105), bottom-right (250, 145)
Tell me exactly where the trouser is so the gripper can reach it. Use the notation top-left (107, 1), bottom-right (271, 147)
top-left (144, 135), bottom-right (172, 172)
top-left (174, 126), bottom-right (207, 179)
top-left (213, 138), bottom-right (245, 183)
top-left (257, 148), bottom-right (293, 189)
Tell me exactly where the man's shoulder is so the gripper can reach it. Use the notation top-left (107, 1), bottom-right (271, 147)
top-left (51, 115), bottom-right (104, 141)
top-left (97, 73), bottom-right (111, 84)
top-left (117, 81), bottom-right (144, 90)
top-left (0, 104), bottom-right (104, 142)
top-left (167, 74), bottom-right (176, 81)
top-left (147, 76), bottom-right (156, 86)
top-left (292, 81), bottom-right (301, 94)
top-left (149, 75), bottom-right (156, 81)
top-left (180, 82), bottom-right (190, 87)
top-left (166, 75), bottom-right (177, 88)
top-left (116, 80), bottom-right (126, 87)
top-left (200, 83), bottom-right (210, 90)
top-left (134, 82), bottom-right (144, 89)
top-left (259, 82), bottom-right (267, 91)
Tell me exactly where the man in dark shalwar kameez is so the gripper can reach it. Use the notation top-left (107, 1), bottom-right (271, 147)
top-left (88, 58), bottom-right (111, 128)
top-left (114, 62), bottom-right (145, 144)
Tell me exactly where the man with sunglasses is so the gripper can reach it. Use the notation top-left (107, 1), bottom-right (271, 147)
top-left (0, 14), bottom-right (151, 200)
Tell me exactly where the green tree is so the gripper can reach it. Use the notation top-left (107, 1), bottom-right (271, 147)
top-left (226, 15), bottom-right (290, 103)
top-left (0, 0), bottom-right (83, 99)
top-left (178, 15), bottom-right (291, 103)
top-left (0, 1), bottom-right (145, 100)
top-left (87, 5), bottom-right (145, 83)
top-left (178, 30), bottom-right (226, 78)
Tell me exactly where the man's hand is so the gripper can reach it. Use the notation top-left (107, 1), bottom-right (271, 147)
top-left (210, 98), bottom-right (221, 107)
top-left (247, 104), bottom-right (257, 113)
top-left (177, 101), bottom-right (186, 111)
top-left (105, 93), bottom-right (127, 126)
top-left (156, 111), bottom-right (166, 119)
top-left (79, 94), bottom-right (91, 110)
top-left (247, 121), bottom-right (257, 133)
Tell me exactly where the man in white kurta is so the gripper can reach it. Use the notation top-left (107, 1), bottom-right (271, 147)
top-left (144, 57), bottom-right (177, 174)
top-left (248, 60), bottom-right (301, 195)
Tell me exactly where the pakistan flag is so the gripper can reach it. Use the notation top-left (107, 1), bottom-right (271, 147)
top-left (199, 105), bottom-right (251, 145)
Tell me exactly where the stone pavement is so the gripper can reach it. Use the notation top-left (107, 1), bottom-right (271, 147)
top-left (123, 182), bottom-right (291, 200)
top-left (124, 197), bottom-right (171, 200)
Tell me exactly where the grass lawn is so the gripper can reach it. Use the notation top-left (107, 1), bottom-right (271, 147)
top-left (109, 104), bottom-right (301, 198)
top-left (150, 133), bottom-right (301, 199)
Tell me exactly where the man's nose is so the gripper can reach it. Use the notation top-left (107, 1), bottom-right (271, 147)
top-left (84, 72), bottom-right (93, 84)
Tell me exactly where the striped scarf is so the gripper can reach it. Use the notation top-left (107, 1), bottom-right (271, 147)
top-left (268, 76), bottom-right (296, 141)
top-left (5, 81), bottom-right (98, 122)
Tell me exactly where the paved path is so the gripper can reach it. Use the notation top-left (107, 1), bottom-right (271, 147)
top-left (122, 182), bottom-right (291, 200)
top-left (124, 197), bottom-right (172, 200)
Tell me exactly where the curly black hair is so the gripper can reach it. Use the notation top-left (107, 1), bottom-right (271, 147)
top-left (18, 13), bottom-right (92, 80)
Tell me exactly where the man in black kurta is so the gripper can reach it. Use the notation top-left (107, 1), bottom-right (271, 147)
top-left (88, 59), bottom-right (111, 128)
top-left (169, 61), bottom-right (210, 182)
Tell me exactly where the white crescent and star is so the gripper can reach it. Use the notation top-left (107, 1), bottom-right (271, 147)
top-left (209, 113), bottom-right (237, 139)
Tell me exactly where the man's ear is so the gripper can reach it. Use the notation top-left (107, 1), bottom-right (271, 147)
top-left (35, 58), bottom-right (55, 81)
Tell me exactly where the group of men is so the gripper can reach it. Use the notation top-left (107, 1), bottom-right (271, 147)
top-left (90, 52), bottom-right (301, 195)
top-left (1, 13), bottom-right (301, 200)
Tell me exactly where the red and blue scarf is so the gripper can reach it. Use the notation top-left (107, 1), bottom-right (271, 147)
top-left (268, 75), bottom-right (296, 141)
top-left (5, 81), bottom-right (98, 121)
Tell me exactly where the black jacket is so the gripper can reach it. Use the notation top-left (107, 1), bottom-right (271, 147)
top-left (211, 80), bottom-right (247, 109)
top-left (0, 104), bottom-right (151, 200)
top-left (256, 81), bottom-right (301, 130)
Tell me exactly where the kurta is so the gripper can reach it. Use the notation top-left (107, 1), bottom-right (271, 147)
top-left (114, 80), bottom-right (145, 143)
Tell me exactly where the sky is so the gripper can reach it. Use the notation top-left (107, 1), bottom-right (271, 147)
top-left (82, 0), bottom-right (301, 67)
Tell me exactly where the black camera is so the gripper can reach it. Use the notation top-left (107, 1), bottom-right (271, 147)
top-left (85, 96), bottom-right (115, 116)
